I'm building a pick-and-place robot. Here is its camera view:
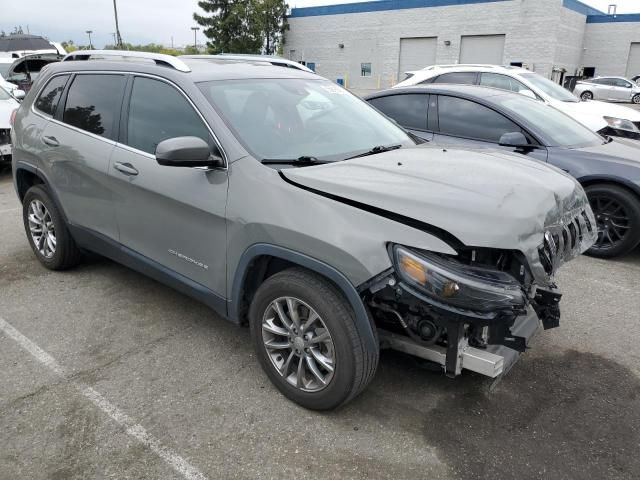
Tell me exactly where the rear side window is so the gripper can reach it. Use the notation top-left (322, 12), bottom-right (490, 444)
top-left (126, 77), bottom-right (210, 155)
top-left (63, 74), bottom-right (125, 140)
top-left (368, 94), bottom-right (428, 130)
top-left (437, 95), bottom-right (521, 142)
top-left (431, 72), bottom-right (477, 85)
top-left (34, 75), bottom-right (69, 117)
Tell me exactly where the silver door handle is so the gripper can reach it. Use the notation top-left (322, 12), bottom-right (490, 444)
top-left (114, 162), bottom-right (139, 176)
top-left (42, 136), bottom-right (59, 147)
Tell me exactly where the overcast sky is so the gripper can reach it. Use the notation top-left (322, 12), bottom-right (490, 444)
top-left (1, 0), bottom-right (637, 48)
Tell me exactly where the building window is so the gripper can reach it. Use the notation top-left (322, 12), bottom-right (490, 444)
top-left (361, 63), bottom-right (372, 77)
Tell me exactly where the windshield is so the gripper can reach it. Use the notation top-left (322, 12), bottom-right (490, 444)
top-left (520, 73), bottom-right (579, 103)
top-left (498, 95), bottom-right (602, 147)
top-left (198, 78), bottom-right (413, 161)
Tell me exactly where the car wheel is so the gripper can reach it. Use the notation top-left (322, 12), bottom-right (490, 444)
top-left (22, 185), bottom-right (82, 270)
top-left (585, 184), bottom-right (640, 258)
top-left (249, 268), bottom-right (379, 410)
top-left (632, 94), bottom-right (640, 105)
top-left (580, 91), bottom-right (593, 101)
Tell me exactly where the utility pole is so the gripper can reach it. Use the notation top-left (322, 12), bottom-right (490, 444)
top-left (86, 30), bottom-right (93, 49)
top-left (191, 26), bottom-right (200, 51)
top-left (111, 32), bottom-right (117, 47)
top-left (113, 0), bottom-right (124, 48)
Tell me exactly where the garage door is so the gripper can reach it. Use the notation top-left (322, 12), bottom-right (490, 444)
top-left (399, 37), bottom-right (437, 80)
top-left (626, 43), bottom-right (640, 78)
top-left (459, 35), bottom-right (505, 65)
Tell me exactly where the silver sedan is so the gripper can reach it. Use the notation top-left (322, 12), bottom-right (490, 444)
top-left (574, 76), bottom-right (640, 104)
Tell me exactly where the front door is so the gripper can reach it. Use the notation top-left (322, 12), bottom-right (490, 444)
top-left (109, 75), bottom-right (228, 298)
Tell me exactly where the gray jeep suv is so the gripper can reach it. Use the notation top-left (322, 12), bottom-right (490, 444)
top-left (11, 51), bottom-right (596, 410)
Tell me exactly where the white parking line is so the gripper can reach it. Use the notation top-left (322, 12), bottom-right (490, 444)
top-left (0, 316), bottom-right (208, 480)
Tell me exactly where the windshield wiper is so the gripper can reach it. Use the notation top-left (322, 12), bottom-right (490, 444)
top-left (345, 144), bottom-right (402, 160)
top-left (261, 156), bottom-right (327, 166)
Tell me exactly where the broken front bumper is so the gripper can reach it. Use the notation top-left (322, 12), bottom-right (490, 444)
top-left (379, 307), bottom-right (541, 379)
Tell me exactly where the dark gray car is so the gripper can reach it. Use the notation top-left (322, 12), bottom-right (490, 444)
top-left (11, 51), bottom-right (595, 410)
top-left (366, 85), bottom-right (640, 258)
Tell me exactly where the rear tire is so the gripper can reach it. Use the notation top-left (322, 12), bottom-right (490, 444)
top-left (249, 268), bottom-right (379, 410)
top-left (584, 184), bottom-right (640, 258)
top-left (22, 185), bottom-right (82, 270)
top-left (580, 91), bottom-right (593, 101)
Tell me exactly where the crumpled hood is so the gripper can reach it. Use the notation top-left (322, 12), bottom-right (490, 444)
top-left (282, 146), bottom-right (596, 285)
top-left (554, 99), bottom-right (640, 131)
top-left (574, 137), bottom-right (640, 169)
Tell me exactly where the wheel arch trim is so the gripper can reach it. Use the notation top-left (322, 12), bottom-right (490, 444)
top-left (578, 174), bottom-right (640, 199)
top-left (14, 161), bottom-right (69, 223)
top-left (229, 243), bottom-right (378, 351)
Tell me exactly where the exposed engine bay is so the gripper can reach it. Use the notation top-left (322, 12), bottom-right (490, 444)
top-left (362, 246), bottom-right (562, 378)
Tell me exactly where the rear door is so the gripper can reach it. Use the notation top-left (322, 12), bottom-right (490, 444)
top-left (367, 93), bottom-right (432, 141)
top-left (38, 73), bottom-right (125, 240)
top-left (109, 75), bottom-right (228, 297)
top-left (610, 78), bottom-right (633, 101)
top-left (432, 94), bottom-right (547, 161)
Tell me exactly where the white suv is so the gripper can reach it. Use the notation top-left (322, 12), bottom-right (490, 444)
top-left (394, 65), bottom-right (640, 137)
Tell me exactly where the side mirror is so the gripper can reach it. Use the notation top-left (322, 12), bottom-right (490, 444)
top-left (155, 136), bottom-right (224, 168)
top-left (13, 89), bottom-right (25, 101)
top-left (499, 131), bottom-right (530, 148)
top-left (519, 89), bottom-right (536, 100)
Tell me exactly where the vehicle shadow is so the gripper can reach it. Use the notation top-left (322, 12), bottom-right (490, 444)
top-left (345, 347), bottom-right (640, 480)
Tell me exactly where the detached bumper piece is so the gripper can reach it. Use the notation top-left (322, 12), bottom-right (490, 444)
top-left (379, 307), bottom-right (540, 379)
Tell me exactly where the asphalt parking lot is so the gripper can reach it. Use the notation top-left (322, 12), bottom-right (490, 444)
top-left (1, 168), bottom-right (639, 480)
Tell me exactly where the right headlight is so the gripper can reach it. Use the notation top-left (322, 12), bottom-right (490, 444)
top-left (393, 246), bottom-right (526, 313)
top-left (603, 116), bottom-right (640, 133)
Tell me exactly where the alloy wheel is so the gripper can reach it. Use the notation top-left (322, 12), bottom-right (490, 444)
top-left (632, 94), bottom-right (640, 105)
top-left (589, 194), bottom-right (630, 251)
top-left (581, 92), bottom-right (593, 101)
top-left (27, 199), bottom-right (57, 258)
top-left (261, 296), bottom-right (335, 392)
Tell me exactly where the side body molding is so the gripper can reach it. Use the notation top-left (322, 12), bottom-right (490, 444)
top-left (230, 243), bottom-right (378, 351)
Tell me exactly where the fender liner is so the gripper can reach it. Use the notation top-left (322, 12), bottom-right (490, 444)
top-left (230, 243), bottom-right (378, 351)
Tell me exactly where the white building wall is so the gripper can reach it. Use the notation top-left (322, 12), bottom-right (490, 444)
top-left (285, 0), bottom-right (565, 94)
top-left (583, 22), bottom-right (640, 77)
top-left (553, 7), bottom-right (587, 75)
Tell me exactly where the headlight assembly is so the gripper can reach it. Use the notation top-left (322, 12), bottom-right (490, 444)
top-left (393, 246), bottom-right (526, 313)
top-left (603, 116), bottom-right (640, 133)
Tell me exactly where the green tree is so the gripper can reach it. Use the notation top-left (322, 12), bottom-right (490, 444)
top-left (193, 0), bottom-right (288, 54)
top-left (255, 0), bottom-right (289, 55)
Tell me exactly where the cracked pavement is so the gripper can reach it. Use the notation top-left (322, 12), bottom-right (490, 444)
top-left (1, 169), bottom-right (639, 479)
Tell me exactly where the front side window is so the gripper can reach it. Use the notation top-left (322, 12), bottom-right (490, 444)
top-left (198, 78), bottom-right (412, 161)
top-left (127, 77), bottom-right (210, 155)
top-left (63, 74), bottom-right (125, 139)
top-left (612, 78), bottom-right (631, 88)
top-left (432, 72), bottom-right (477, 85)
top-left (34, 75), bottom-right (69, 117)
top-left (368, 94), bottom-right (428, 130)
top-left (437, 95), bottom-right (521, 143)
top-left (361, 63), bottom-right (372, 77)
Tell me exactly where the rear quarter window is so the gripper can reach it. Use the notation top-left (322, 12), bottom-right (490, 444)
top-left (34, 75), bottom-right (69, 117)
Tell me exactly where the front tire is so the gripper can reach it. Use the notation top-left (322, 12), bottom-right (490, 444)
top-left (22, 185), bottom-right (82, 270)
top-left (632, 94), bottom-right (640, 105)
top-left (585, 184), bottom-right (640, 258)
top-left (249, 268), bottom-right (379, 410)
top-left (581, 91), bottom-right (593, 101)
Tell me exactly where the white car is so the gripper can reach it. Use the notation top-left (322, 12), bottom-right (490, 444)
top-left (394, 64), bottom-right (640, 137)
top-left (0, 56), bottom-right (18, 92)
top-left (573, 76), bottom-right (640, 104)
top-left (0, 86), bottom-right (20, 162)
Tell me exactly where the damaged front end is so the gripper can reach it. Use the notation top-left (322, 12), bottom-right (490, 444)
top-left (363, 205), bottom-right (596, 379)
